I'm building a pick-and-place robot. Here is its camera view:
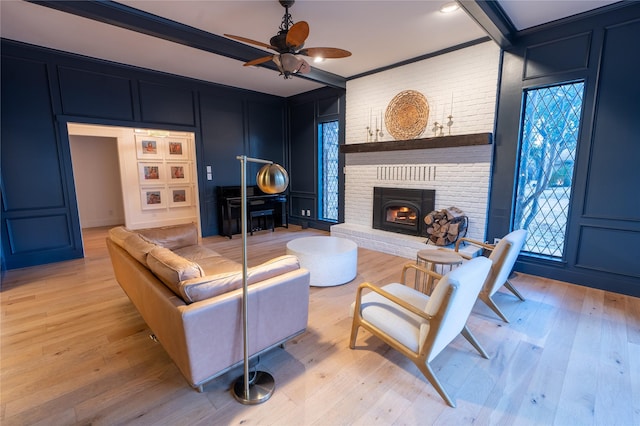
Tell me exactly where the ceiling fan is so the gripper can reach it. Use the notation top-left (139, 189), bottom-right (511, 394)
top-left (224, 0), bottom-right (352, 79)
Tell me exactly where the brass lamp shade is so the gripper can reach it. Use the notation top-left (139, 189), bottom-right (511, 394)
top-left (257, 163), bottom-right (289, 194)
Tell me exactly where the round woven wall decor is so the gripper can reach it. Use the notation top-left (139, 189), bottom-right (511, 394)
top-left (384, 90), bottom-right (429, 140)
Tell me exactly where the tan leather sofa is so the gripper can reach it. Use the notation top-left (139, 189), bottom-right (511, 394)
top-left (106, 223), bottom-right (310, 391)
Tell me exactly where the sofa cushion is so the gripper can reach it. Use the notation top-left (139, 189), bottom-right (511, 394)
top-left (108, 226), bottom-right (136, 248)
top-left (147, 247), bottom-right (205, 296)
top-left (138, 223), bottom-right (198, 250)
top-left (196, 255), bottom-right (242, 276)
top-left (179, 255), bottom-right (301, 303)
top-left (122, 233), bottom-right (158, 267)
top-left (173, 245), bottom-right (222, 262)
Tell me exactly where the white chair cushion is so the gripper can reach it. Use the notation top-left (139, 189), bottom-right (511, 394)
top-left (351, 283), bottom-right (430, 353)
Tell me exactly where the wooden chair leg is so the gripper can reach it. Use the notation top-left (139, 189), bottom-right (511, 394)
top-left (349, 319), bottom-right (360, 349)
top-left (505, 279), bottom-right (525, 301)
top-left (479, 293), bottom-right (510, 323)
top-left (416, 361), bottom-right (456, 407)
top-left (460, 325), bottom-right (489, 359)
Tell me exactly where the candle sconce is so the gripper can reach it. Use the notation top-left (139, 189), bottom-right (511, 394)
top-left (366, 126), bottom-right (374, 142)
top-left (366, 110), bottom-right (385, 142)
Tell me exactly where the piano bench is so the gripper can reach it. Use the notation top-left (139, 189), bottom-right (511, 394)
top-left (249, 209), bottom-right (274, 235)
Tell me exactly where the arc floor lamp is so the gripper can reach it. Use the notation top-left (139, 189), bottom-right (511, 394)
top-left (232, 155), bottom-right (289, 405)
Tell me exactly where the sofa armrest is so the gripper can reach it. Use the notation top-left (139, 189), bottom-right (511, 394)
top-left (177, 267), bottom-right (310, 387)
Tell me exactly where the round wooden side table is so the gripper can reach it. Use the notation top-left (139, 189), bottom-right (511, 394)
top-left (415, 249), bottom-right (463, 294)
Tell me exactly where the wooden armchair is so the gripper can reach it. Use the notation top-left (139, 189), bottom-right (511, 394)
top-left (444, 229), bottom-right (527, 322)
top-left (349, 257), bottom-right (492, 407)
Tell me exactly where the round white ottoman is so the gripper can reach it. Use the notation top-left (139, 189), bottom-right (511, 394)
top-left (286, 236), bottom-right (358, 287)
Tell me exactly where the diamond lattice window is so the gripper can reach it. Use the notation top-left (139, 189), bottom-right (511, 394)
top-left (320, 121), bottom-right (339, 222)
top-left (513, 81), bottom-right (584, 258)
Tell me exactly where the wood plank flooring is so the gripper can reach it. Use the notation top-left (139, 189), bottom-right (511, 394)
top-left (1, 226), bottom-right (639, 425)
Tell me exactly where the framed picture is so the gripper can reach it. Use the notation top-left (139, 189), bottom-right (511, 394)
top-left (165, 138), bottom-right (189, 160)
top-left (168, 186), bottom-right (192, 207)
top-left (136, 135), bottom-right (164, 160)
top-left (140, 187), bottom-right (167, 210)
top-left (166, 162), bottom-right (190, 183)
top-left (138, 162), bottom-right (165, 184)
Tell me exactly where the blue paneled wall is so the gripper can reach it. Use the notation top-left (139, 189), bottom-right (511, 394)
top-left (1, 40), bottom-right (286, 269)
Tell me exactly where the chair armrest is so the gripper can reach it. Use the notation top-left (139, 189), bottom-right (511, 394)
top-left (354, 282), bottom-right (433, 321)
top-left (455, 237), bottom-right (495, 253)
top-left (400, 263), bottom-right (442, 284)
top-left (437, 247), bottom-right (473, 260)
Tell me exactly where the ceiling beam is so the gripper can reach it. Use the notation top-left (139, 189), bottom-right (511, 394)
top-left (458, 1), bottom-right (515, 49)
top-left (28, 0), bottom-right (346, 90)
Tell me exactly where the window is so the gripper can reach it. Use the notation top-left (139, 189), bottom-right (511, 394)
top-left (513, 81), bottom-right (584, 258)
top-left (318, 121), bottom-right (339, 222)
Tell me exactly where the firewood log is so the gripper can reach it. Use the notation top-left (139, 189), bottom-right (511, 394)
top-left (449, 222), bottom-right (460, 236)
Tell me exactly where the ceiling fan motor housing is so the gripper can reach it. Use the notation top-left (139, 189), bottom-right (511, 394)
top-left (279, 0), bottom-right (295, 8)
top-left (270, 32), bottom-right (302, 53)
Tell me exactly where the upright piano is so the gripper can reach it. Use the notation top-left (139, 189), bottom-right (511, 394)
top-left (217, 185), bottom-right (288, 238)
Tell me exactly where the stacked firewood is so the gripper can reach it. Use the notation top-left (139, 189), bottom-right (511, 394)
top-left (424, 207), bottom-right (468, 246)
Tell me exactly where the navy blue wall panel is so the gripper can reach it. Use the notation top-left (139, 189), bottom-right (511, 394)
top-left (489, 5), bottom-right (640, 296)
top-left (576, 226), bottom-right (640, 278)
top-left (58, 66), bottom-right (135, 120)
top-left (318, 96), bottom-right (340, 117)
top-left (247, 99), bottom-right (286, 170)
top-left (198, 91), bottom-right (244, 236)
top-left (523, 32), bottom-right (591, 79)
top-left (2, 56), bottom-right (64, 209)
top-left (7, 215), bottom-right (72, 253)
top-left (289, 101), bottom-right (316, 195)
top-left (583, 19), bottom-right (640, 220)
top-left (1, 40), bottom-right (287, 267)
top-left (139, 80), bottom-right (195, 126)
top-left (1, 54), bottom-right (83, 268)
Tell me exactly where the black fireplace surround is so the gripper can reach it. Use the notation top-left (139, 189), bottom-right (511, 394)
top-left (372, 187), bottom-right (435, 237)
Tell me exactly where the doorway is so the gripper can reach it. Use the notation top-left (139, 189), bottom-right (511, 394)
top-left (69, 134), bottom-right (125, 229)
top-left (67, 123), bottom-right (200, 253)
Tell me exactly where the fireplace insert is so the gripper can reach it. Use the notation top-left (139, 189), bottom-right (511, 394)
top-left (372, 187), bottom-right (435, 237)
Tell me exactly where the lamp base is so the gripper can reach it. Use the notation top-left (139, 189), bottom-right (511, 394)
top-left (231, 371), bottom-right (275, 405)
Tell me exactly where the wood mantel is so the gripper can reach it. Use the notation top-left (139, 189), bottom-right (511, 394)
top-left (340, 132), bottom-right (492, 154)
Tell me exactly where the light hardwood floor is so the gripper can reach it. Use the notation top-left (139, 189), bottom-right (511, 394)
top-left (1, 226), bottom-right (639, 425)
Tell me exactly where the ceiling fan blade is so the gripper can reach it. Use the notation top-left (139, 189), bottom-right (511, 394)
top-left (298, 47), bottom-right (352, 59)
top-left (286, 21), bottom-right (309, 49)
top-left (224, 34), bottom-right (276, 51)
top-left (243, 56), bottom-right (275, 67)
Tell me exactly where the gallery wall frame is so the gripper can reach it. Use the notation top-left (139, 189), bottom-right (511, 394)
top-left (138, 162), bottom-right (165, 184)
top-left (135, 135), bottom-right (164, 160)
top-left (165, 138), bottom-right (189, 160)
top-left (140, 187), bottom-right (167, 210)
top-left (168, 185), bottom-right (192, 207)
top-left (167, 162), bottom-right (190, 183)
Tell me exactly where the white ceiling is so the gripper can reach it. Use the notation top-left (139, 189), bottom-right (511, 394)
top-left (0, 0), bottom-right (621, 97)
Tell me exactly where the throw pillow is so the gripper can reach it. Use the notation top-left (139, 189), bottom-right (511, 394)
top-left (147, 246), bottom-right (204, 297)
top-left (179, 255), bottom-right (300, 303)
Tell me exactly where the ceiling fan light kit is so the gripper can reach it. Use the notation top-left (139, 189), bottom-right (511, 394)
top-left (224, 0), bottom-right (351, 79)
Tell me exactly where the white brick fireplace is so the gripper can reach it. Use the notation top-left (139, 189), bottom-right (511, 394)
top-left (331, 41), bottom-right (500, 259)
